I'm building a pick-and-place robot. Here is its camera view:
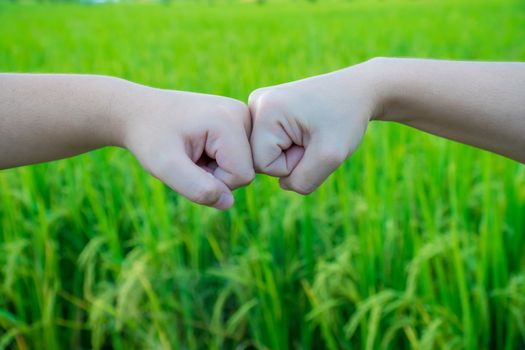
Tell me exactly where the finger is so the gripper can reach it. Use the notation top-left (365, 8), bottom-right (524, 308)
top-left (211, 121), bottom-right (255, 190)
top-left (154, 150), bottom-right (234, 210)
top-left (247, 87), bottom-right (269, 110)
top-left (249, 97), bottom-right (295, 177)
top-left (279, 132), bottom-right (348, 195)
top-left (283, 144), bottom-right (305, 172)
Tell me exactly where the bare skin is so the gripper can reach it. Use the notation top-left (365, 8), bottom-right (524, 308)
top-left (0, 74), bottom-right (254, 209)
top-left (249, 58), bottom-right (525, 195)
top-left (1, 58), bottom-right (524, 208)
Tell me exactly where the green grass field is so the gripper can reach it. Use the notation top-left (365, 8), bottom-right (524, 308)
top-left (1, 1), bottom-right (525, 349)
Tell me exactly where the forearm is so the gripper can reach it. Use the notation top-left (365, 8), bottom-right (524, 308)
top-left (0, 74), bottom-right (127, 169)
top-left (368, 58), bottom-right (525, 163)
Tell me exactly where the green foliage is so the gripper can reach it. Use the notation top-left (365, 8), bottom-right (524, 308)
top-left (1, 1), bottom-right (524, 349)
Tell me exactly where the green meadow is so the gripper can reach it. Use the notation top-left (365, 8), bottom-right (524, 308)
top-left (0, 0), bottom-right (524, 349)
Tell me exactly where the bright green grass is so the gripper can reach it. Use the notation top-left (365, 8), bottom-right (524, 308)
top-left (0, 1), bottom-right (524, 349)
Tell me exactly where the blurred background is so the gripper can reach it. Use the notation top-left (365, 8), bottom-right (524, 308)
top-left (1, 0), bottom-right (524, 349)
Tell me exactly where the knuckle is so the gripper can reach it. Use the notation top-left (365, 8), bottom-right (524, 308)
top-left (232, 169), bottom-right (256, 187)
top-left (248, 88), bottom-right (265, 109)
top-left (253, 155), bottom-right (282, 177)
top-left (241, 169), bottom-right (256, 185)
top-left (261, 91), bottom-right (286, 110)
top-left (289, 181), bottom-right (316, 195)
top-left (250, 89), bottom-right (289, 119)
top-left (251, 152), bottom-right (264, 171)
top-left (253, 161), bottom-right (267, 174)
top-left (251, 145), bottom-right (269, 174)
top-left (192, 183), bottom-right (220, 205)
top-left (218, 99), bottom-right (251, 130)
top-left (225, 99), bottom-right (249, 117)
top-left (214, 99), bottom-right (246, 119)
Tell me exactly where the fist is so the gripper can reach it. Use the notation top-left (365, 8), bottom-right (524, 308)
top-left (249, 65), bottom-right (377, 194)
top-left (120, 86), bottom-right (254, 210)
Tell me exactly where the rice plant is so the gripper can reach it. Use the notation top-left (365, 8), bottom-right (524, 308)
top-left (0, 0), bottom-right (524, 349)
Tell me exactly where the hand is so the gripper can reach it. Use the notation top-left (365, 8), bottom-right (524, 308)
top-left (248, 61), bottom-right (380, 194)
top-left (117, 85), bottom-right (255, 210)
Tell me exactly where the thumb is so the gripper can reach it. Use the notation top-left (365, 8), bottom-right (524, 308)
top-left (153, 151), bottom-right (234, 210)
top-left (279, 131), bottom-right (348, 195)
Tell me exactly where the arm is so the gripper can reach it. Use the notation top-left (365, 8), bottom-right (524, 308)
top-left (0, 74), bottom-right (254, 209)
top-left (374, 58), bottom-right (525, 162)
top-left (0, 74), bottom-right (122, 168)
top-left (248, 58), bottom-right (525, 194)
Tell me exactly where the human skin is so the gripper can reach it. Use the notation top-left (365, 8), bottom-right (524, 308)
top-left (249, 58), bottom-right (525, 195)
top-left (0, 74), bottom-right (254, 209)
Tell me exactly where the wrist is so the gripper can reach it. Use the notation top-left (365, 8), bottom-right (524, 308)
top-left (104, 77), bottom-right (149, 149)
top-left (358, 57), bottom-right (400, 122)
top-left (338, 57), bottom-right (393, 122)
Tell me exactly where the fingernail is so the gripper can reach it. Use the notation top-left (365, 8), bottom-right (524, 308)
top-left (214, 192), bottom-right (234, 210)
